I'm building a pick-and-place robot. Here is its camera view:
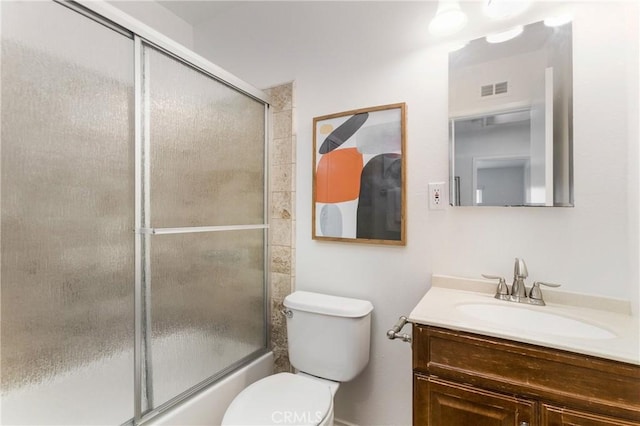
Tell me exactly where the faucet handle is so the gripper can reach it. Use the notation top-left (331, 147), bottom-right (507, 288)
top-left (528, 281), bottom-right (561, 305)
top-left (482, 274), bottom-right (510, 300)
top-left (482, 274), bottom-right (504, 280)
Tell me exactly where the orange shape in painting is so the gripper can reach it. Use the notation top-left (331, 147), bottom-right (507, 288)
top-left (316, 148), bottom-right (363, 203)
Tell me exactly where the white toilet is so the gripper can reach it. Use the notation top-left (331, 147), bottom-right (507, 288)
top-left (222, 291), bottom-right (374, 426)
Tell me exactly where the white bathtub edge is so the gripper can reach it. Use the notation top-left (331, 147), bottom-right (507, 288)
top-left (334, 418), bottom-right (359, 426)
top-left (149, 352), bottom-right (274, 426)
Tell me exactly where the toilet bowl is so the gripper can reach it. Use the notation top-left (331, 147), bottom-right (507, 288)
top-left (221, 291), bottom-right (373, 426)
top-left (222, 372), bottom-right (338, 426)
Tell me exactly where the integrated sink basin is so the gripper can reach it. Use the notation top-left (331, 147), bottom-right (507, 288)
top-left (456, 303), bottom-right (617, 340)
top-left (410, 276), bottom-right (638, 365)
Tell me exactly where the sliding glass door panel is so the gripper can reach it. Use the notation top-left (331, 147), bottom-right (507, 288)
top-left (145, 46), bottom-right (266, 229)
top-left (1, 2), bottom-right (134, 424)
top-left (2, 4), bottom-right (268, 424)
top-left (148, 230), bottom-right (266, 408)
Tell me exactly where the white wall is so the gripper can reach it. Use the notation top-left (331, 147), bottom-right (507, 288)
top-left (108, 0), bottom-right (194, 49)
top-left (194, 2), bottom-right (639, 425)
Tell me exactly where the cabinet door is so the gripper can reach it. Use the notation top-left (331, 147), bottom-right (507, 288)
top-left (415, 375), bottom-right (537, 426)
top-left (541, 404), bottom-right (639, 426)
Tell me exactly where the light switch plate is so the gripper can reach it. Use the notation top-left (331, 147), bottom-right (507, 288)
top-left (428, 182), bottom-right (446, 210)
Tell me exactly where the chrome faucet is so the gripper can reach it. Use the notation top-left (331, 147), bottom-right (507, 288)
top-left (511, 258), bottom-right (528, 302)
top-left (483, 258), bottom-right (561, 306)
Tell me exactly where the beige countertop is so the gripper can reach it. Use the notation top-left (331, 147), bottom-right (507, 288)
top-left (409, 275), bottom-right (640, 365)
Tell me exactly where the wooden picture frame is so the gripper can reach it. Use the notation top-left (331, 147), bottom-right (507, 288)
top-left (312, 103), bottom-right (406, 245)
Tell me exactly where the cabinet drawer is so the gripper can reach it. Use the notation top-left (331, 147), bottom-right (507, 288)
top-left (414, 374), bottom-right (536, 426)
top-left (413, 325), bottom-right (640, 422)
top-left (541, 404), bottom-right (640, 426)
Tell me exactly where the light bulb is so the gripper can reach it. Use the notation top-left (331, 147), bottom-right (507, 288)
top-left (484, 0), bottom-right (531, 20)
top-left (429, 1), bottom-right (468, 36)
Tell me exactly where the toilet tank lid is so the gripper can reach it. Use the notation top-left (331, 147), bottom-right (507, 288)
top-left (284, 291), bottom-right (373, 318)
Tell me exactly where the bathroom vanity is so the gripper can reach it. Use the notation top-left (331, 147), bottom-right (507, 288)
top-left (409, 276), bottom-right (640, 426)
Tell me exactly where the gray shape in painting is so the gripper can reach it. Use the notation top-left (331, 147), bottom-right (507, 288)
top-left (319, 113), bottom-right (369, 154)
top-left (356, 153), bottom-right (402, 241)
top-left (356, 122), bottom-right (401, 154)
top-left (319, 204), bottom-right (343, 237)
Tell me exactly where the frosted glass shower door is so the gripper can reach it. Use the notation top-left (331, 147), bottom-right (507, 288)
top-left (141, 44), bottom-right (267, 411)
top-left (1, 2), bottom-right (135, 424)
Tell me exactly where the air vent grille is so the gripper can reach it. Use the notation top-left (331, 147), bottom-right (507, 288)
top-left (495, 81), bottom-right (508, 94)
top-left (480, 81), bottom-right (509, 98)
top-left (481, 84), bottom-right (494, 97)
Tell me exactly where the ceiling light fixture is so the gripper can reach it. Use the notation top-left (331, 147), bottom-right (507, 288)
top-left (544, 15), bottom-right (573, 27)
top-left (483, 0), bottom-right (531, 20)
top-left (428, 0), bottom-right (468, 37)
top-left (486, 25), bottom-right (524, 43)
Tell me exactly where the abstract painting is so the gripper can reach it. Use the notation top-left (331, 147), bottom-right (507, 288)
top-left (312, 103), bottom-right (406, 245)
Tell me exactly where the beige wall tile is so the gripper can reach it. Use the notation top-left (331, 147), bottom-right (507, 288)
top-left (271, 137), bottom-right (292, 165)
top-left (271, 272), bottom-right (292, 302)
top-left (271, 191), bottom-right (292, 220)
top-left (291, 107), bottom-right (297, 137)
top-left (273, 110), bottom-right (292, 139)
top-left (270, 298), bottom-right (291, 373)
top-left (290, 191), bottom-right (296, 222)
top-left (266, 82), bottom-right (294, 373)
top-left (289, 163), bottom-right (296, 192)
top-left (291, 134), bottom-right (297, 163)
top-left (270, 218), bottom-right (292, 246)
top-left (265, 82), bottom-right (292, 112)
top-left (271, 245), bottom-right (291, 274)
top-left (290, 247), bottom-right (296, 278)
top-left (291, 219), bottom-right (296, 249)
top-left (271, 164), bottom-right (292, 192)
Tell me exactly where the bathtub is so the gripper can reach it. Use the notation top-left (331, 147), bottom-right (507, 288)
top-left (1, 350), bottom-right (273, 425)
top-left (150, 352), bottom-right (273, 425)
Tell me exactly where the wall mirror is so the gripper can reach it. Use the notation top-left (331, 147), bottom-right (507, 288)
top-left (449, 19), bottom-right (573, 207)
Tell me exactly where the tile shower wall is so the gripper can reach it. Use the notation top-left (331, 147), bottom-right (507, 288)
top-left (265, 82), bottom-right (296, 373)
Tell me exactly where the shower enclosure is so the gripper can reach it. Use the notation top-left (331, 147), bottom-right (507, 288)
top-left (1, 1), bottom-right (270, 424)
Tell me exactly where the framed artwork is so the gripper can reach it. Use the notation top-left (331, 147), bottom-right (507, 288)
top-left (312, 103), bottom-right (406, 245)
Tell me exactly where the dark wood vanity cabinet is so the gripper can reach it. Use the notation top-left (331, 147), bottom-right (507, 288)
top-left (412, 325), bottom-right (640, 426)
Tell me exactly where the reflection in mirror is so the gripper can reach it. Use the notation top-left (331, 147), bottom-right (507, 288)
top-left (449, 20), bottom-right (573, 207)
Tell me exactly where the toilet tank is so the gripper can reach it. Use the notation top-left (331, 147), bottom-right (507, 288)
top-left (283, 291), bottom-right (373, 382)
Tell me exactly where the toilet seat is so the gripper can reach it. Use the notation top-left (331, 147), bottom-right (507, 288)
top-left (222, 373), bottom-right (333, 425)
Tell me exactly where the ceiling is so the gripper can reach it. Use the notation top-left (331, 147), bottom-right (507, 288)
top-left (157, 1), bottom-right (571, 46)
top-left (158, 1), bottom-right (243, 26)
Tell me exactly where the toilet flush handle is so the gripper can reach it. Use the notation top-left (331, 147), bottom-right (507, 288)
top-left (281, 308), bottom-right (293, 319)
